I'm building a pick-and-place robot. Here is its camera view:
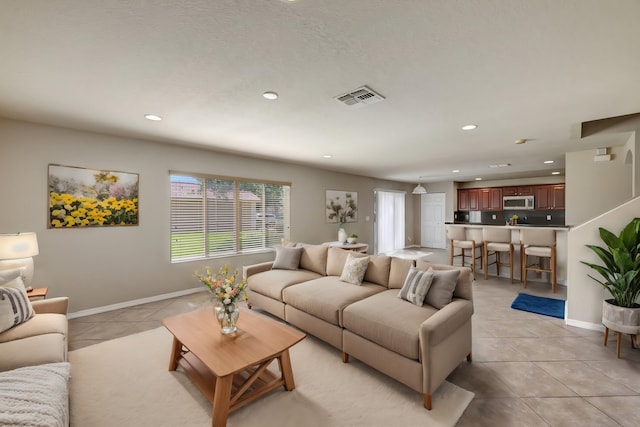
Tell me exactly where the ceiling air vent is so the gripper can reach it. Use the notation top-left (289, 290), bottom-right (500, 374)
top-left (335, 86), bottom-right (385, 108)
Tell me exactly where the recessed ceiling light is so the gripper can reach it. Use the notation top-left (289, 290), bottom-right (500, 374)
top-left (144, 114), bottom-right (162, 121)
top-left (263, 91), bottom-right (278, 100)
top-left (461, 124), bottom-right (477, 131)
top-left (322, 154), bottom-right (332, 159)
top-left (475, 177), bottom-right (483, 181)
top-left (551, 171), bottom-right (561, 175)
top-left (452, 169), bottom-right (460, 173)
top-left (544, 160), bottom-right (554, 164)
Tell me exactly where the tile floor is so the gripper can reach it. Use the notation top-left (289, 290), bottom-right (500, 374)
top-left (68, 248), bottom-right (640, 426)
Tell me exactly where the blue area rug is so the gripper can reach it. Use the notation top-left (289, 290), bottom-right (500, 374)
top-left (510, 293), bottom-right (565, 319)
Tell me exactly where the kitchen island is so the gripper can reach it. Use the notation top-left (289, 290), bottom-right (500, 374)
top-left (445, 223), bottom-right (569, 285)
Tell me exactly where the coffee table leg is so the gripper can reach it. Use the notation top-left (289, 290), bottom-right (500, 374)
top-left (278, 349), bottom-right (296, 391)
top-left (168, 336), bottom-right (182, 371)
top-left (211, 374), bottom-right (233, 427)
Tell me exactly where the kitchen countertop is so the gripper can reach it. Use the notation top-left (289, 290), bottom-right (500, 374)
top-left (446, 223), bottom-right (571, 231)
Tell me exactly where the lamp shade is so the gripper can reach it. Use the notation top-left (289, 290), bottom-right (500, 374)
top-left (412, 184), bottom-right (427, 194)
top-left (0, 232), bottom-right (39, 260)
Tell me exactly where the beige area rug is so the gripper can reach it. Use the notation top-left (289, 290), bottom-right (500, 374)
top-left (69, 327), bottom-right (473, 427)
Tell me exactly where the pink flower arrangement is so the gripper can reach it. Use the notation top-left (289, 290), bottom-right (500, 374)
top-left (194, 265), bottom-right (248, 307)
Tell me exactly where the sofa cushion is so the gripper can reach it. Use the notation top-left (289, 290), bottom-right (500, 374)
top-left (299, 244), bottom-right (329, 275)
top-left (340, 253), bottom-right (370, 285)
top-left (416, 260), bottom-right (473, 301)
top-left (363, 255), bottom-right (392, 287)
top-left (343, 290), bottom-right (438, 360)
top-left (247, 269), bottom-right (322, 301)
top-left (388, 258), bottom-right (415, 289)
top-left (397, 267), bottom-right (434, 306)
top-left (0, 313), bottom-right (68, 344)
top-left (326, 247), bottom-right (366, 276)
top-left (0, 269), bottom-right (35, 334)
top-left (424, 268), bottom-right (460, 309)
top-left (272, 246), bottom-right (303, 270)
top-left (283, 276), bottom-right (386, 326)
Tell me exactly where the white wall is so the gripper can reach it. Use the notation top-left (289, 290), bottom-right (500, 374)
top-left (0, 119), bottom-right (413, 312)
top-left (565, 144), bottom-right (632, 226)
top-left (567, 197), bottom-right (640, 329)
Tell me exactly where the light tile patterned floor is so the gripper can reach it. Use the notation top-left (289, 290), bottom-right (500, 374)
top-left (69, 248), bottom-right (640, 426)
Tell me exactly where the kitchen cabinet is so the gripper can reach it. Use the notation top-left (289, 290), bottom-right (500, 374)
top-left (479, 188), bottom-right (503, 211)
top-left (458, 189), bottom-right (469, 211)
top-left (468, 189), bottom-right (479, 211)
top-left (503, 186), bottom-right (533, 196)
top-left (534, 184), bottom-right (565, 210)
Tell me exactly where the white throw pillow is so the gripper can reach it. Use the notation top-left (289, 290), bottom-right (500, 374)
top-left (397, 267), bottom-right (435, 306)
top-left (339, 253), bottom-right (370, 285)
top-left (0, 268), bottom-right (35, 333)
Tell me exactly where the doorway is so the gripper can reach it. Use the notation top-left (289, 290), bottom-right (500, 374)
top-left (421, 193), bottom-right (446, 249)
top-left (373, 189), bottom-right (406, 254)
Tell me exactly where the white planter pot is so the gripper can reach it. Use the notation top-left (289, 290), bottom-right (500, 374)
top-left (602, 299), bottom-right (640, 335)
top-left (347, 237), bottom-right (357, 244)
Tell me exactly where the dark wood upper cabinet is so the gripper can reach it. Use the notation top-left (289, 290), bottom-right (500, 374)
top-left (534, 184), bottom-right (565, 210)
top-left (479, 188), bottom-right (503, 210)
top-left (458, 189), bottom-right (469, 210)
top-left (503, 186), bottom-right (533, 196)
top-left (458, 184), bottom-right (563, 211)
top-left (468, 189), bottom-right (479, 211)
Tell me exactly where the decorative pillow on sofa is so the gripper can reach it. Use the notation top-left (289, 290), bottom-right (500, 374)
top-left (272, 246), bottom-right (303, 270)
top-left (397, 267), bottom-right (435, 306)
top-left (339, 253), bottom-right (370, 285)
top-left (424, 268), bottom-right (460, 309)
top-left (0, 269), bottom-right (35, 334)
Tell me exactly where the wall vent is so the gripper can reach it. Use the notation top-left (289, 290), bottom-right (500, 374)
top-left (335, 86), bottom-right (385, 108)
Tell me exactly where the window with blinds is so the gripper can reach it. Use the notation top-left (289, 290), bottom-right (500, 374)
top-left (170, 173), bottom-right (290, 262)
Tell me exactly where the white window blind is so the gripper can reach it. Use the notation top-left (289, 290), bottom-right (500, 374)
top-left (170, 173), bottom-right (290, 262)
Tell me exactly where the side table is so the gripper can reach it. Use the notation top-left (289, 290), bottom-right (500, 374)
top-left (27, 287), bottom-right (48, 301)
top-left (323, 241), bottom-right (369, 253)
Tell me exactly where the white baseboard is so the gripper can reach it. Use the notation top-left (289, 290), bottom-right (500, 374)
top-left (68, 287), bottom-right (207, 319)
top-left (565, 317), bottom-right (604, 332)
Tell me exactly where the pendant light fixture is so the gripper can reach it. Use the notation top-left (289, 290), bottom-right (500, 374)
top-left (412, 183), bottom-right (427, 194)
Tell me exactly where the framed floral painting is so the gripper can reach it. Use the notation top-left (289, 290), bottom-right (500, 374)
top-left (325, 190), bottom-right (358, 224)
top-left (48, 164), bottom-right (139, 228)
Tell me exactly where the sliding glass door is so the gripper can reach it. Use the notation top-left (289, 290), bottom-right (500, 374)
top-left (374, 189), bottom-right (405, 254)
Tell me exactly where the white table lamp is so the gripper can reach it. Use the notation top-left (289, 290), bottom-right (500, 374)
top-left (0, 232), bottom-right (39, 288)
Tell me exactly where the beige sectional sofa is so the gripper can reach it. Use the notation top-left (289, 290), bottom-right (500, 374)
top-left (244, 244), bottom-right (474, 410)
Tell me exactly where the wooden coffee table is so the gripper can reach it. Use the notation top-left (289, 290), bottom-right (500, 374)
top-left (162, 307), bottom-right (305, 427)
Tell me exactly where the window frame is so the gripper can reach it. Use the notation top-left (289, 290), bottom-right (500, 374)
top-left (170, 171), bottom-right (291, 263)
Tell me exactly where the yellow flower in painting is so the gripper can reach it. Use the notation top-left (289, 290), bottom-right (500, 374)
top-left (64, 215), bottom-right (75, 225)
top-left (51, 219), bottom-right (62, 228)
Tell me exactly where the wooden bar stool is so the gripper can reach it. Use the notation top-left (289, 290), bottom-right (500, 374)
top-left (482, 227), bottom-right (514, 282)
top-left (446, 226), bottom-right (483, 273)
top-left (520, 229), bottom-right (557, 292)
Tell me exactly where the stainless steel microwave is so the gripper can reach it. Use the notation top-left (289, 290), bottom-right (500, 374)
top-left (503, 195), bottom-right (534, 210)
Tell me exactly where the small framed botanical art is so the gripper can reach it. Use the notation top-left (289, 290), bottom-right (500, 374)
top-left (325, 190), bottom-right (358, 224)
top-left (48, 164), bottom-right (139, 228)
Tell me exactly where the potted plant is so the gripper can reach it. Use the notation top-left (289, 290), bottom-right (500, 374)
top-left (581, 217), bottom-right (640, 352)
top-left (347, 234), bottom-right (358, 244)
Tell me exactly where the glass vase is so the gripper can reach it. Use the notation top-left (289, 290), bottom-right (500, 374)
top-left (214, 302), bottom-right (239, 334)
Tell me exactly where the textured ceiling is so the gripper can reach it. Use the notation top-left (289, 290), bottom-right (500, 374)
top-left (1, 0), bottom-right (639, 183)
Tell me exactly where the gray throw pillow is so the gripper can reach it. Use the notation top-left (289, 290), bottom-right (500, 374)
top-left (272, 246), bottom-right (303, 270)
top-left (397, 267), bottom-right (434, 306)
top-left (424, 268), bottom-right (460, 309)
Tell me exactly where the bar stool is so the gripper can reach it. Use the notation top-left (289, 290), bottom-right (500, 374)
top-left (482, 227), bottom-right (515, 282)
top-left (446, 226), bottom-right (483, 273)
top-left (520, 229), bottom-right (557, 292)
